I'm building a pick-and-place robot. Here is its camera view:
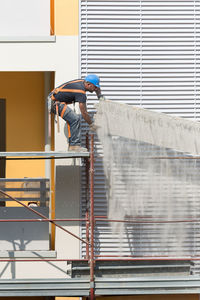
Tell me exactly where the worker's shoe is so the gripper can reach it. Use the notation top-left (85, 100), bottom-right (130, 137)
top-left (68, 145), bottom-right (88, 152)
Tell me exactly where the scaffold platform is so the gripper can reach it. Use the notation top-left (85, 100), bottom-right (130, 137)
top-left (0, 151), bottom-right (90, 159)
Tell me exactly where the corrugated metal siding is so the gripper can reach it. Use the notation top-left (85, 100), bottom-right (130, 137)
top-left (80, 0), bottom-right (200, 257)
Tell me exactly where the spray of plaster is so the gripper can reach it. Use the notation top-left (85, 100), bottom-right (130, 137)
top-left (95, 101), bottom-right (200, 256)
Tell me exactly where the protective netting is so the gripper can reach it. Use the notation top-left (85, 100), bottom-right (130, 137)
top-left (95, 101), bottom-right (200, 256)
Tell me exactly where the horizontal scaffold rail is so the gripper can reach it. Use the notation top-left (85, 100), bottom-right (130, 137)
top-left (0, 151), bottom-right (89, 159)
top-left (0, 189), bottom-right (89, 245)
top-left (1, 275), bottom-right (200, 297)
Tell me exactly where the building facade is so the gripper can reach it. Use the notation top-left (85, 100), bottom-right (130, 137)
top-left (0, 0), bottom-right (199, 300)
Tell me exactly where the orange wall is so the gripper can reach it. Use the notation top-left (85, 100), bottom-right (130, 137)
top-left (0, 71), bottom-right (45, 179)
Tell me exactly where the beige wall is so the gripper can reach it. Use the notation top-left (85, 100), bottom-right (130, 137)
top-left (55, 0), bottom-right (79, 36)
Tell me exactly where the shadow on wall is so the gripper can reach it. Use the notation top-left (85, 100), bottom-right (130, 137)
top-left (55, 165), bottom-right (82, 227)
top-left (0, 207), bottom-right (49, 251)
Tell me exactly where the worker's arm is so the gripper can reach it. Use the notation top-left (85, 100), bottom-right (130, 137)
top-left (95, 87), bottom-right (105, 100)
top-left (79, 102), bottom-right (93, 125)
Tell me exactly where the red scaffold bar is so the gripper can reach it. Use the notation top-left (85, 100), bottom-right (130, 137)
top-left (1, 256), bottom-right (200, 263)
top-left (94, 217), bottom-right (200, 224)
top-left (147, 156), bottom-right (200, 159)
top-left (85, 132), bottom-right (90, 260)
top-left (0, 218), bottom-right (88, 222)
top-left (89, 134), bottom-right (95, 300)
top-left (94, 255), bottom-right (200, 261)
top-left (0, 259), bottom-right (88, 262)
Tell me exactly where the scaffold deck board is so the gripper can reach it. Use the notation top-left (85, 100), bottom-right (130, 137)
top-left (0, 276), bottom-right (200, 296)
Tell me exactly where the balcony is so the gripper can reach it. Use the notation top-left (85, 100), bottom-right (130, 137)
top-left (0, 178), bottom-right (50, 251)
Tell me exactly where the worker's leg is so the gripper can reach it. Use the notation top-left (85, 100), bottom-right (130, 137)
top-left (63, 108), bottom-right (81, 146)
top-left (51, 101), bottom-right (81, 146)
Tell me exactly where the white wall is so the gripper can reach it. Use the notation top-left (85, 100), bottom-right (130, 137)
top-left (0, 37), bottom-right (76, 72)
top-left (0, 36), bottom-right (81, 279)
top-left (0, 0), bottom-right (50, 36)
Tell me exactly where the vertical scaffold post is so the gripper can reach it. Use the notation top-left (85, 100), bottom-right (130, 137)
top-left (89, 133), bottom-right (95, 300)
top-left (85, 133), bottom-right (90, 259)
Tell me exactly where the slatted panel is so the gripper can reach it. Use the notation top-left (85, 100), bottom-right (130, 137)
top-left (80, 0), bottom-right (200, 258)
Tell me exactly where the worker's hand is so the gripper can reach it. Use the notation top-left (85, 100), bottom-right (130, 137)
top-left (89, 123), bottom-right (98, 132)
top-left (95, 87), bottom-right (101, 96)
top-left (98, 95), bottom-right (105, 101)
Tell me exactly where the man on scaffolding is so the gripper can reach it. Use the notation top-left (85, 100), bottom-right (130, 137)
top-left (48, 74), bottom-right (104, 152)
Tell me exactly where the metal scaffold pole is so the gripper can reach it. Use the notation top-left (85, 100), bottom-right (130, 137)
top-left (89, 134), bottom-right (95, 300)
top-left (85, 133), bottom-right (90, 260)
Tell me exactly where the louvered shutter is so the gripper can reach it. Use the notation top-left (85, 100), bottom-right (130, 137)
top-left (80, 0), bottom-right (200, 257)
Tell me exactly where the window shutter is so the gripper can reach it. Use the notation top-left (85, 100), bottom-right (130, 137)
top-left (80, 0), bottom-right (200, 258)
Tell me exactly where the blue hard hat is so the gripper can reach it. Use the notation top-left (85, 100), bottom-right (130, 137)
top-left (85, 74), bottom-right (100, 88)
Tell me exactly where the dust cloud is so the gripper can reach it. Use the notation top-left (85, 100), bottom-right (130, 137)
top-left (94, 100), bottom-right (200, 255)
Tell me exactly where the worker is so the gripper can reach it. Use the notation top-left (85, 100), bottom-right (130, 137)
top-left (48, 74), bottom-right (104, 152)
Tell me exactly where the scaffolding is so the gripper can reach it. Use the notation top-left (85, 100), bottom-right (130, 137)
top-left (0, 134), bottom-right (200, 299)
top-left (0, 134), bottom-right (96, 298)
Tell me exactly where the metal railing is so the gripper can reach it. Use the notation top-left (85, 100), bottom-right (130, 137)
top-left (0, 178), bottom-right (49, 207)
